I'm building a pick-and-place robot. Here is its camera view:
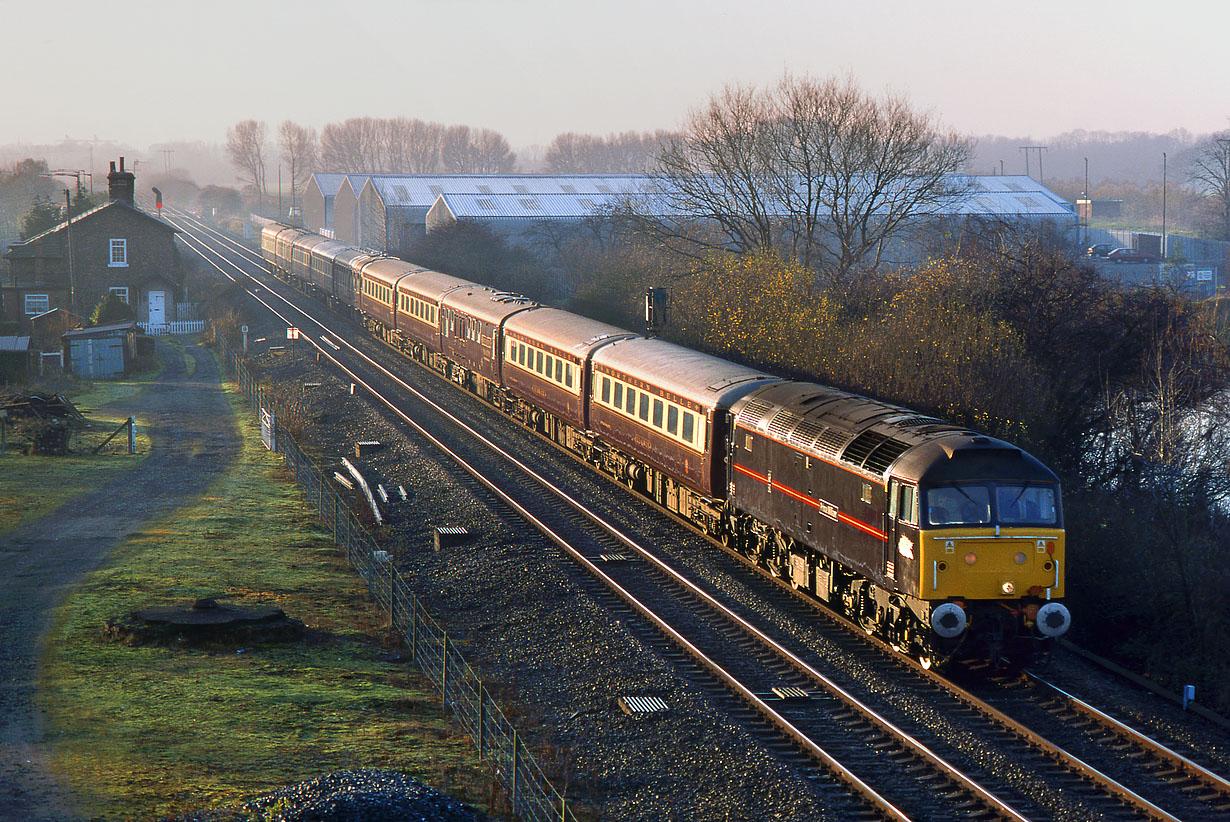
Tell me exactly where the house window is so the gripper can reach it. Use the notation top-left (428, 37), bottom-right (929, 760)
top-left (109, 286), bottom-right (129, 304)
top-left (24, 293), bottom-right (49, 315)
top-left (109, 239), bottom-right (128, 267)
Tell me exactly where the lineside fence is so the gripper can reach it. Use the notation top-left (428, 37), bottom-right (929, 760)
top-left (218, 335), bottom-right (576, 822)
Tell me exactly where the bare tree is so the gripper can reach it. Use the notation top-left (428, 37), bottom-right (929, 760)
top-left (278, 120), bottom-right (318, 211)
top-left (639, 74), bottom-right (973, 287)
top-left (1188, 132), bottom-right (1230, 240)
top-left (225, 120), bottom-right (267, 201)
top-left (468, 128), bottom-right (516, 173)
top-left (544, 130), bottom-right (671, 173)
top-left (320, 117), bottom-right (383, 171)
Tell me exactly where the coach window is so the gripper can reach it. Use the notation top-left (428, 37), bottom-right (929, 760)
top-left (653, 398), bottom-right (664, 428)
top-left (544, 353), bottom-right (553, 376)
top-left (612, 382), bottom-right (623, 407)
top-left (518, 344), bottom-right (526, 366)
top-left (565, 363), bottom-right (574, 388)
top-left (638, 392), bottom-right (650, 422)
top-left (625, 387), bottom-right (636, 415)
top-left (534, 350), bottom-right (543, 373)
top-left (667, 405), bottom-right (679, 435)
top-left (601, 376), bottom-right (611, 403)
top-left (555, 358), bottom-right (564, 383)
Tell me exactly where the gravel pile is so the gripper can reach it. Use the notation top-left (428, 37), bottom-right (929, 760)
top-left (168, 769), bottom-right (480, 821)
top-left (239, 769), bottom-right (480, 821)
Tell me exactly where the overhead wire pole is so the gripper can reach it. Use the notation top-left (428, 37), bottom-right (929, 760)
top-left (1019, 146), bottom-right (1048, 183)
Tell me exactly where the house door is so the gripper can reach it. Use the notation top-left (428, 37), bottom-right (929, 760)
top-left (148, 291), bottom-right (166, 326)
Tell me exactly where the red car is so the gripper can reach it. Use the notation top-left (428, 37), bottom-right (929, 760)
top-left (1107, 247), bottom-right (1158, 264)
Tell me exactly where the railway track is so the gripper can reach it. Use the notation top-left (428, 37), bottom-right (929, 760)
top-left (169, 209), bottom-right (1230, 821)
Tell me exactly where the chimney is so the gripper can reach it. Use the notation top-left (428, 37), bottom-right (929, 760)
top-left (107, 156), bottom-right (135, 204)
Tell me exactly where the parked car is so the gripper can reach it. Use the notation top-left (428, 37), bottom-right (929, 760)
top-left (1107, 247), bottom-right (1158, 264)
top-left (1086, 243), bottom-right (1116, 257)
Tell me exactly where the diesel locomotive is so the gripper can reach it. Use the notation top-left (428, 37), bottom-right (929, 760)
top-left (260, 221), bottom-right (1070, 666)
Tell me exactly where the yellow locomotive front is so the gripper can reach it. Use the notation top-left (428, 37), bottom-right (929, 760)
top-left (918, 479), bottom-right (1071, 661)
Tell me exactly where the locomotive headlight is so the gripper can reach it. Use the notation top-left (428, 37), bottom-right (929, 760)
top-left (964, 552), bottom-right (977, 565)
top-left (1000, 580), bottom-right (1015, 595)
top-left (1014, 552), bottom-right (1027, 564)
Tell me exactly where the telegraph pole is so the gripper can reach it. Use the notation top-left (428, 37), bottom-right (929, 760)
top-left (1162, 152), bottom-right (1167, 261)
top-left (63, 189), bottom-right (77, 315)
top-left (1019, 146), bottom-right (1048, 182)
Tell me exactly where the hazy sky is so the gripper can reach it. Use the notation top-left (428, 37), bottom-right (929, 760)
top-left (7, 0), bottom-right (1230, 150)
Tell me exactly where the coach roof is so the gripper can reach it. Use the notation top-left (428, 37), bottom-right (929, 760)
top-left (592, 337), bottom-right (777, 410)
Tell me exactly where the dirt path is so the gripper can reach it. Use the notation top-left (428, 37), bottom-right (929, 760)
top-left (0, 341), bottom-right (239, 821)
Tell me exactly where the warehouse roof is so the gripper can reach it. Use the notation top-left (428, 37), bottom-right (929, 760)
top-left (307, 173), bottom-right (350, 198)
top-left (425, 175), bottom-right (1073, 222)
top-left (367, 174), bottom-right (647, 209)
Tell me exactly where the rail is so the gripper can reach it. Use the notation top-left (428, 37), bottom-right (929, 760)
top-left (218, 334), bottom-right (576, 822)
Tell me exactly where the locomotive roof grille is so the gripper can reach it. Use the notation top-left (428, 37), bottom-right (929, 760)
top-left (863, 438), bottom-right (912, 473)
top-left (741, 398), bottom-right (776, 429)
top-left (767, 411), bottom-right (797, 441)
top-left (889, 415), bottom-right (946, 428)
top-left (815, 428), bottom-right (852, 458)
top-left (788, 418), bottom-right (826, 451)
top-left (841, 430), bottom-right (890, 466)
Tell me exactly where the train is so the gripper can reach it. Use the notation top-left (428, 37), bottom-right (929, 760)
top-left (260, 221), bottom-right (1071, 668)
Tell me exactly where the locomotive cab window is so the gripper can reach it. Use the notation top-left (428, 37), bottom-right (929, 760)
top-left (926, 485), bottom-right (991, 526)
top-left (996, 485), bottom-right (1058, 525)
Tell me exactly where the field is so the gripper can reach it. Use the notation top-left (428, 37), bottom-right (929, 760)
top-left (34, 361), bottom-right (486, 819)
top-left (0, 365), bottom-right (156, 536)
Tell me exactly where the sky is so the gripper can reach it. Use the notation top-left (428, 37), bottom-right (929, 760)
top-left (6, 0), bottom-right (1230, 151)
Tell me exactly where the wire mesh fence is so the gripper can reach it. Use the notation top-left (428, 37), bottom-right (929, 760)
top-left (218, 335), bottom-right (576, 822)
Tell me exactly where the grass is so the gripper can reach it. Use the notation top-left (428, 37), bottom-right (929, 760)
top-left (0, 362), bottom-right (158, 537)
top-left (37, 372), bottom-right (487, 820)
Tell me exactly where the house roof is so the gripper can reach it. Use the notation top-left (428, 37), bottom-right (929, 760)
top-left (5, 200), bottom-right (177, 257)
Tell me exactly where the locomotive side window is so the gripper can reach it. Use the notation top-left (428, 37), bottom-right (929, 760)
top-left (927, 485), bottom-right (991, 526)
top-left (898, 485), bottom-right (918, 526)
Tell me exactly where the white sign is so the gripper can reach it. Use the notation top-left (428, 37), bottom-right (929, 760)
top-left (1197, 270), bottom-right (1213, 282)
top-left (241, 325), bottom-right (249, 333)
top-left (260, 407), bottom-right (275, 451)
top-left (286, 326), bottom-right (300, 339)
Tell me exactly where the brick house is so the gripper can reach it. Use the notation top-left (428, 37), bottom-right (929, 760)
top-left (2, 158), bottom-right (182, 328)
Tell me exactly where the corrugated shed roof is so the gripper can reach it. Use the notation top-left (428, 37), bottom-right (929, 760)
top-left (0, 336), bottom-right (30, 352)
top-left (370, 174), bottom-right (646, 207)
top-left (347, 172), bottom-right (1071, 220)
top-left (308, 173), bottom-right (350, 198)
top-left (437, 192), bottom-right (627, 219)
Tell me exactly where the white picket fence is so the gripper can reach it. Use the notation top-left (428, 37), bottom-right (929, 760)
top-left (138, 320), bottom-right (206, 336)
